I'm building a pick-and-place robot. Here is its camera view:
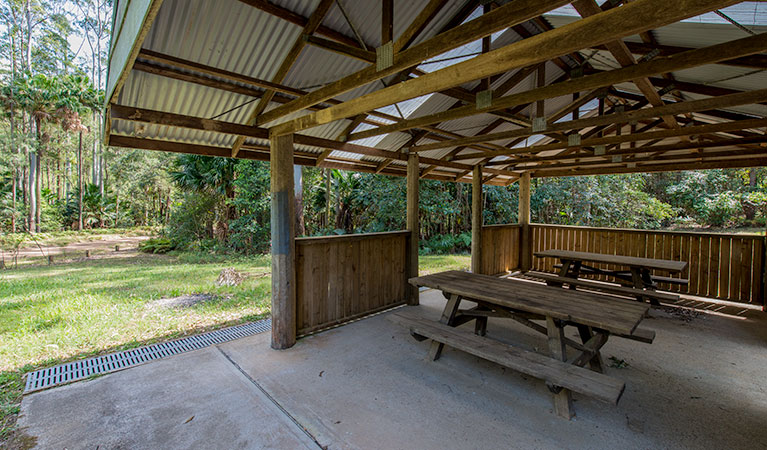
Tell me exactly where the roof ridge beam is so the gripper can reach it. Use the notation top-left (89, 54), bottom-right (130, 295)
top-left (411, 87), bottom-right (767, 153)
top-left (257, 0), bottom-right (573, 126)
top-left (341, 31), bottom-right (767, 141)
top-left (271, 0), bottom-right (743, 137)
top-left (453, 117), bottom-right (767, 160)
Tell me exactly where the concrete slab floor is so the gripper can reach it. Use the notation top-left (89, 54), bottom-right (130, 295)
top-left (18, 346), bottom-right (318, 449)
top-left (18, 289), bottom-right (767, 449)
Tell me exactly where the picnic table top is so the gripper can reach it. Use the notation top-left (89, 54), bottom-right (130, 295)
top-left (534, 249), bottom-right (688, 273)
top-left (409, 271), bottom-right (648, 336)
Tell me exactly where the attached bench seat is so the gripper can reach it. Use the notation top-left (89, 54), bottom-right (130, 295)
top-left (388, 311), bottom-right (625, 405)
top-left (552, 264), bottom-right (688, 286)
top-left (527, 271), bottom-right (680, 303)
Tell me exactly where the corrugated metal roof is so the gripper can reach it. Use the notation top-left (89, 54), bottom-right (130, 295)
top-left (107, 0), bottom-right (767, 180)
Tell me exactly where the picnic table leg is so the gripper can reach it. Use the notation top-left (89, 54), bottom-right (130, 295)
top-left (428, 294), bottom-right (462, 361)
top-left (630, 268), bottom-right (649, 304)
top-left (546, 317), bottom-right (574, 419)
top-left (546, 259), bottom-right (573, 287)
top-left (576, 325), bottom-right (605, 373)
top-left (567, 261), bottom-right (582, 290)
top-left (640, 269), bottom-right (661, 306)
top-left (474, 307), bottom-right (488, 337)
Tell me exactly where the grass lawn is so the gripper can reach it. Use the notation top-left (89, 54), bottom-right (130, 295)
top-left (0, 250), bottom-right (470, 443)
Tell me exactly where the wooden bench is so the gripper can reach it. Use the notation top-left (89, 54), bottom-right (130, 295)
top-left (552, 264), bottom-right (689, 287)
top-left (389, 312), bottom-right (625, 405)
top-left (527, 271), bottom-right (680, 303)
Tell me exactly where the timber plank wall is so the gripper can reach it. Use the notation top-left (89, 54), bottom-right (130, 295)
top-left (529, 224), bottom-right (766, 306)
top-left (480, 224), bottom-right (521, 275)
top-left (295, 231), bottom-right (409, 336)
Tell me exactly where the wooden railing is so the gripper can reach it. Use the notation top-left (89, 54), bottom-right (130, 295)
top-left (295, 231), bottom-right (410, 336)
top-left (530, 224), bottom-right (766, 306)
top-left (480, 224), bottom-right (521, 275)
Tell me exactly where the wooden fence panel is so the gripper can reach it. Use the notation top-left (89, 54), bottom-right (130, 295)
top-left (528, 224), bottom-right (765, 306)
top-left (480, 224), bottom-right (521, 275)
top-left (295, 231), bottom-right (409, 336)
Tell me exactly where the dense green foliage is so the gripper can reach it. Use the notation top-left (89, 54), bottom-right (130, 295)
top-left (0, 0), bottom-right (764, 252)
top-left (163, 155), bottom-right (765, 254)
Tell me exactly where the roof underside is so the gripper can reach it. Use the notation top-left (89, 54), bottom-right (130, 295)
top-left (105, 0), bottom-right (767, 186)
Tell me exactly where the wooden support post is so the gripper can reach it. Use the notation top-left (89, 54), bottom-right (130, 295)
top-left (519, 172), bottom-right (532, 272)
top-left (762, 232), bottom-right (767, 311)
top-left (546, 316), bottom-right (574, 419)
top-left (471, 165), bottom-right (483, 274)
top-left (270, 133), bottom-right (297, 350)
top-left (407, 152), bottom-right (420, 305)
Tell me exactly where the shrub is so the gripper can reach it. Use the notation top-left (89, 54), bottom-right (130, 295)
top-left (138, 237), bottom-right (175, 254)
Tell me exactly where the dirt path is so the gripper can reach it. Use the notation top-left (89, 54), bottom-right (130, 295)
top-left (10, 235), bottom-right (152, 262)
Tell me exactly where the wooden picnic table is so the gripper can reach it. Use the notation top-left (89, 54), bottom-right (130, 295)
top-left (392, 270), bottom-right (653, 419)
top-left (534, 249), bottom-right (688, 305)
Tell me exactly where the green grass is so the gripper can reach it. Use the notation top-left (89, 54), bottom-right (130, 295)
top-left (420, 253), bottom-right (471, 275)
top-left (0, 250), bottom-right (469, 444)
top-left (0, 250), bottom-right (271, 444)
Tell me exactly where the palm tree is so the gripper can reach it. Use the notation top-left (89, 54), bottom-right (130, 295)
top-left (172, 155), bottom-right (238, 240)
top-left (1, 73), bottom-right (98, 232)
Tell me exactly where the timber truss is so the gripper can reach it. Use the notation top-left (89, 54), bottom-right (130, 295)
top-left (107, 0), bottom-right (767, 185)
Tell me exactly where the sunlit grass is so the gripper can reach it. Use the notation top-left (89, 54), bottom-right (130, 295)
top-left (0, 250), bottom-right (467, 442)
top-left (420, 253), bottom-right (471, 275)
top-left (0, 253), bottom-right (271, 372)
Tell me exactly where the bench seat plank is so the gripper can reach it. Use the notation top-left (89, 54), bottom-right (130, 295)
top-left (526, 271), bottom-right (680, 302)
top-left (535, 249), bottom-right (687, 273)
top-left (389, 312), bottom-right (626, 405)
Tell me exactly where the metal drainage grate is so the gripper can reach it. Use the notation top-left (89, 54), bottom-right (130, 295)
top-left (24, 319), bottom-right (271, 393)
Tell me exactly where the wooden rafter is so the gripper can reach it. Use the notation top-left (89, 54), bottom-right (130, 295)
top-left (231, 0), bottom-right (335, 157)
top-left (337, 32), bottom-right (767, 141)
top-left (257, 0), bottom-right (572, 126)
top-left (109, 105), bottom-right (521, 180)
top-left (411, 88), bottom-right (767, 153)
top-left (571, 0), bottom-right (682, 133)
top-left (452, 117), bottom-right (767, 161)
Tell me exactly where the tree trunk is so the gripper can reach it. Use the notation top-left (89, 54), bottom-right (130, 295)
top-left (78, 131), bottom-right (83, 231)
top-left (294, 166), bottom-right (305, 236)
top-left (11, 168), bottom-right (17, 233)
top-left (36, 145), bottom-right (42, 232)
top-left (28, 151), bottom-right (36, 233)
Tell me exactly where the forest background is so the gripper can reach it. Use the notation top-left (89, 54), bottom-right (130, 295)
top-left (1, 0), bottom-right (765, 257)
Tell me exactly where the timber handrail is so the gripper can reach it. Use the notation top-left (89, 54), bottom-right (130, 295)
top-left (296, 230), bottom-right (410, 245)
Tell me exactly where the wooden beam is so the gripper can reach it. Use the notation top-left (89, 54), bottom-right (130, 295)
top-left (237, 0), bottom-right (363, 49)
top-left (453, 118), bottom-right (767, 160)
top-left (407, 152), bottom-right (420, 305)
top-left (382, 0), bottom-right (393, 45)
top-left (410, 88), bottom-right (767, 153)
top-left (533, 156), bottom-right (767, 178)
top-left (137, 49), bottom-right (306, 97)
top-left (521, 146), bottom-right (767, 172)
top-left (607, 40), bottom-right (767, 70)
top-left (109, 105), bottom-right (521, 178)
top-left (258, 0), bottom-right (572, 126)
top-left (393, 0), bottom-right (449, 52)
top-left (572, 0), bottom-right (682, 132)
top-left (270, 132), bottom-right (297, 349)
top-left (471, 165), bottom-right (483, 274)
top-left (489, 135), bottom-right (767, 167)
top-left (232, 0), bottom-right (335, 157)
top-left (305, 35), bottom-right (375, 62)
top-left (345, 31), bottom-right (767, 140)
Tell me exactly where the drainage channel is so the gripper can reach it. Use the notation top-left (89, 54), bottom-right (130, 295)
top-left (24, 319), bottom-right (271, 394)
